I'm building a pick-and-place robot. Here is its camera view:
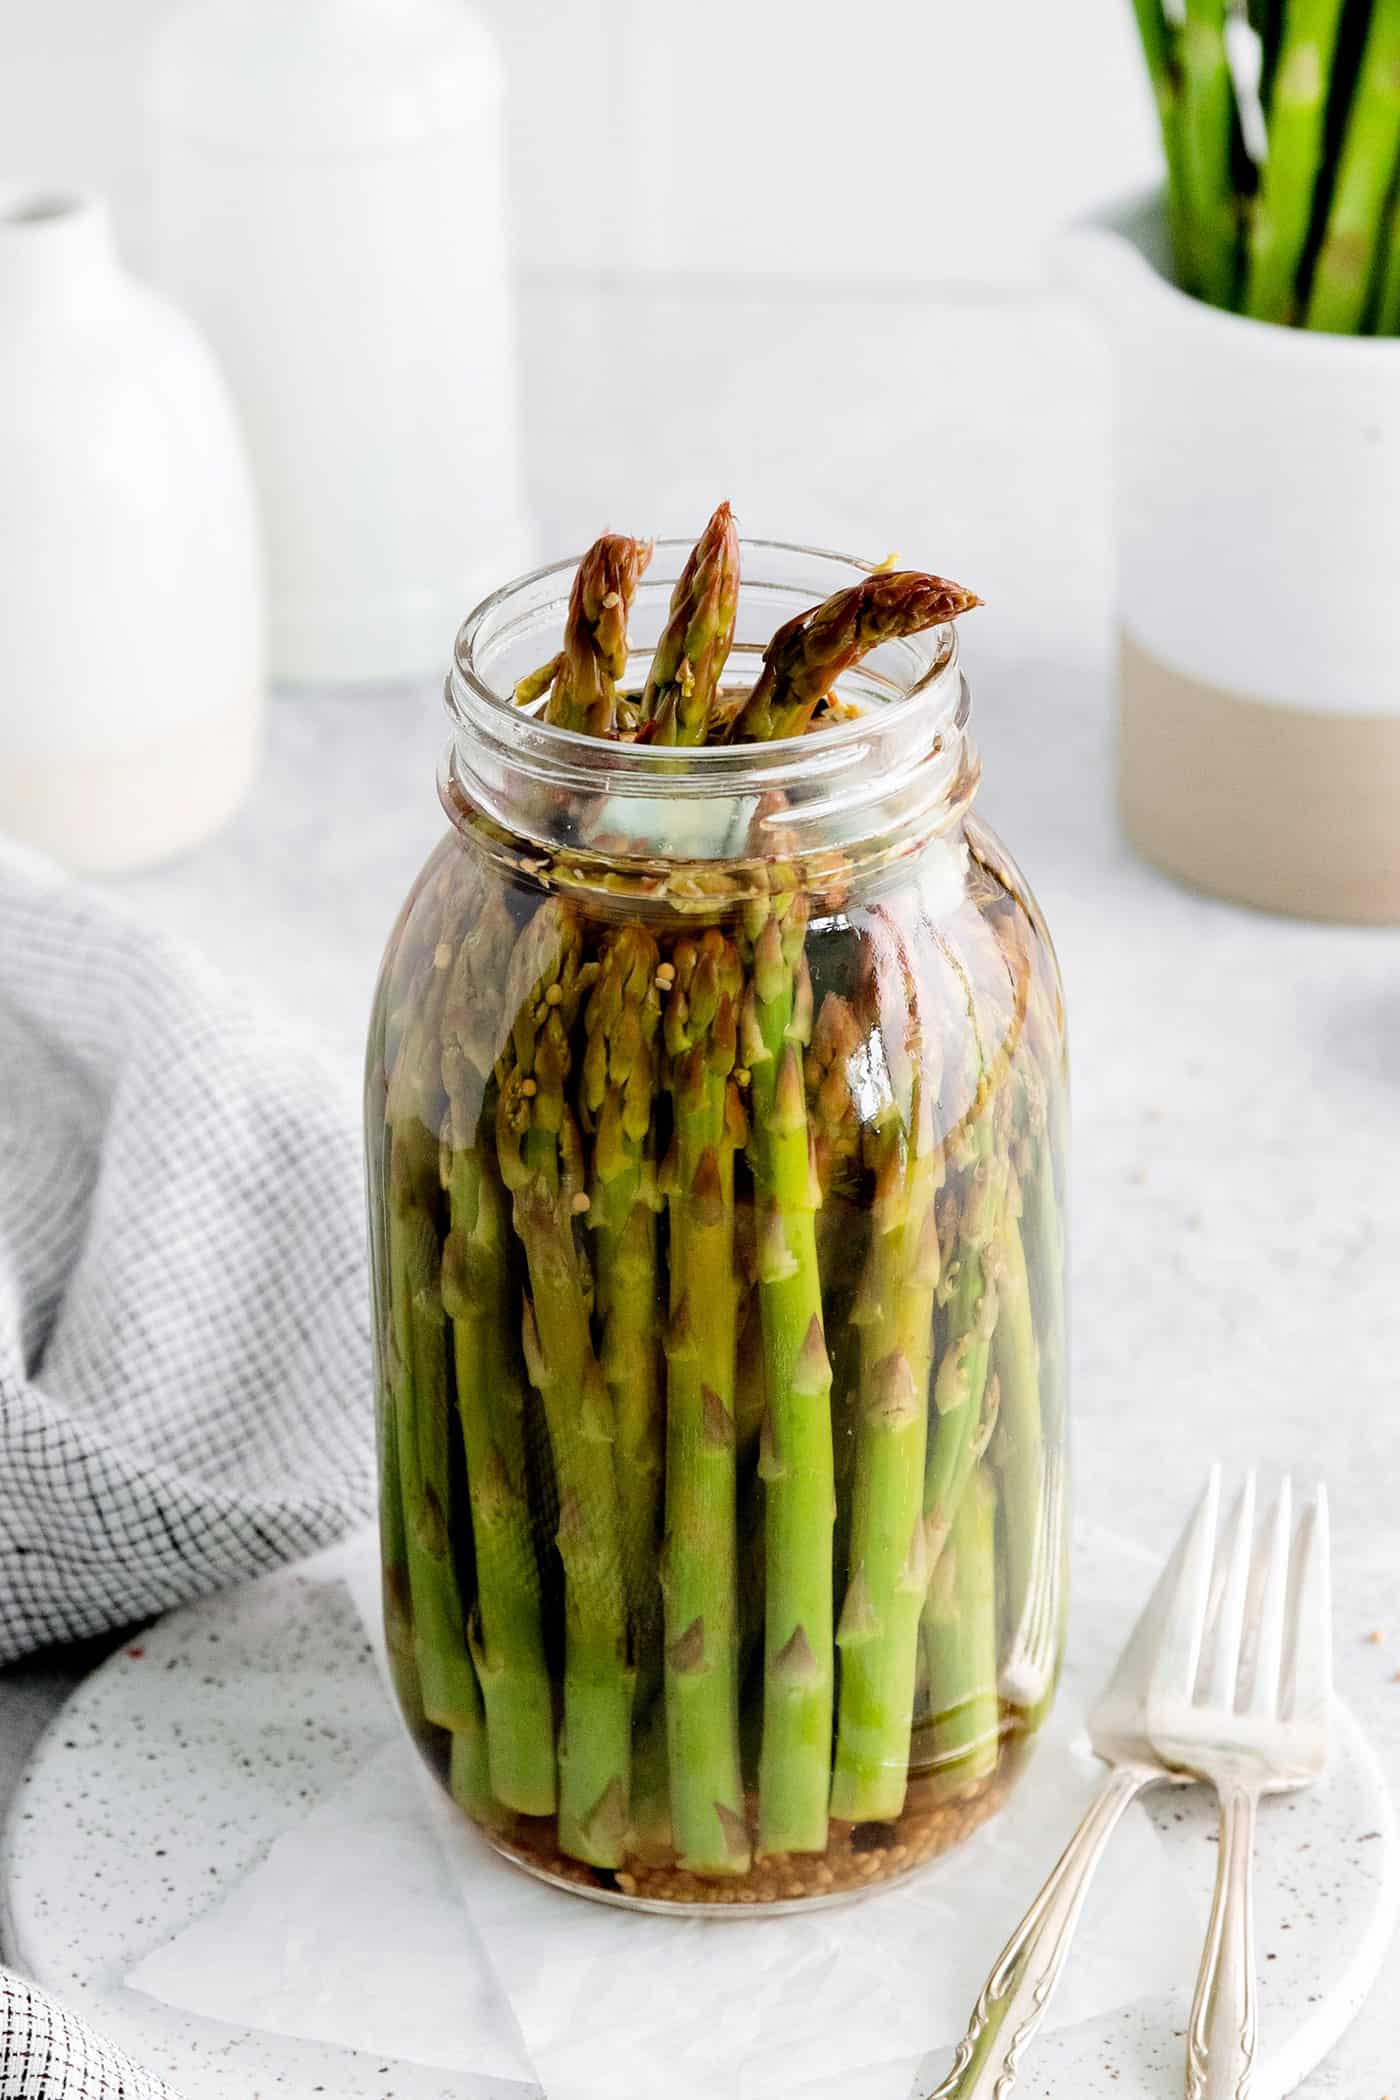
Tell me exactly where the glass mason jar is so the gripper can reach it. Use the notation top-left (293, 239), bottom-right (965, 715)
top-left (365, 540), bottom-right (1068, 1911)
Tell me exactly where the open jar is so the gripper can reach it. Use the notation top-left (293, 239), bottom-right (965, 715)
top-left (365, 540), bottom-right (1068, 1910)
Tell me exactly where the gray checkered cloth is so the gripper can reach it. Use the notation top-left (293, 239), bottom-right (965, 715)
top-left (0, 840), bottom-right (376, 2095)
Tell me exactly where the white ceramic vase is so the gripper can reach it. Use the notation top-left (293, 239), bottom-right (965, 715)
top-left (0, 189), bottom-right (263, 874)
top-left (1062, 192), bottom-right (1400, 924)
top-left (147, 0), bottom-right (531, 688)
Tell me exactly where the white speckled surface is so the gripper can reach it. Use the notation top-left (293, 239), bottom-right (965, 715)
top-left (2, 277), bottom-right (1399, 2088)
top-left (2, 1540), bottom-right (1394, 2099)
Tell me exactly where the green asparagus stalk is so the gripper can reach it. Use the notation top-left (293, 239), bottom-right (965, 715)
top-left (922, 1100), bottom-right (1007, 1566)
top-left (989, 1168), bottom-right (1043, 1645)
top-left (642, 502), bottom-right (741, 745)
top-left (1305, 0), bottom-right (1400, 332)
top-left (1131, 0), bottom-right (1190, 268)
top-left (440, 891), bottom-right (557, 1818)
top-left (534, 534), bottom-right (653, 737)
top-left (1178, 0), bottom-right (1242, 306)
top-left (921, 1463), bottom-right (1001, 1792)
top-left (581, 928), bottom-right (666, 1715)
top-left (659, 929), bottom-right (751, 1875)
top-left (1249, 0), bottom-right (1286, 104)
top-left (831, 930), bottom-right (945, 1824)
top-left (805, 992), bottom-right (864, 1283)
top-left (384, 899), bottom-right (481, 1736)
top-left (725, 571), bottom-right (981, 744)
top-left (805, 993), bottom-right (867, 1611)
top-left (495, 902), bottom-right (634, 1867)
top-left (742, 878), bottom-right (836, 1856)
top-left (1244, 0), bottom-right (1349, 321)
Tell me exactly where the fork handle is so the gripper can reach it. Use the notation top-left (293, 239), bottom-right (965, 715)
top-left (1186, 1780), bottom-right (1260, 2100)
top-left (925, 1759), bottom-right (1163, 2100)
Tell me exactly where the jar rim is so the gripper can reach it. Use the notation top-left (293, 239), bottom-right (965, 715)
top-left (446, 536), bottom-right (965, 782)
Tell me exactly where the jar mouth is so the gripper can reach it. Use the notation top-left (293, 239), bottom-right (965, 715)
top-left (442, 537), bottom-right (977, 884)
top-left (447, 537), bottom-right (964, 776)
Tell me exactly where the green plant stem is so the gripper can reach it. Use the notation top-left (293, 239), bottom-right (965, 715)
top-left (1245, 0), bottom-right (1349, 321)
top-left (743, 882), bottom-right (836, 1856)
top-left (1306, 0), bottom-right (1400, 332)
top-left (1376, 182), bottom-right (1400, 331)
top-left (1179, 0), bottom-right (1242, 306)
top-left (659, 930), bottom-right (750, 1875)
top-left (1131, 0), bottom-right (1191, 267)
top-left (497, 904), bottom-right (633, 1867)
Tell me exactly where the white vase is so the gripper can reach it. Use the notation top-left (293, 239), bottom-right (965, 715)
top-left (0, 189), bottom-right (263, 875)
top-left (1061, 192), bottom-right (1400, 924)
top-left (147, 0), bottom-right (531, 688)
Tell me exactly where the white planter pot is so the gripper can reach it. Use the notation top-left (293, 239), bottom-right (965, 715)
top-left (148, 0), bottom-right (531, 688)
top-left (1061, 192), bottom-right (1400, 923)
top-left (0, 190), bottom-right (263, 874)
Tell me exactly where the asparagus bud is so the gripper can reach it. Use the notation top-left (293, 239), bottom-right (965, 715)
top-left (540, 533), bottom-right (653, 738)
top-left (642, 502), bottom-right (741, 745)
top-left (726, 570), bottom-right (980, 744)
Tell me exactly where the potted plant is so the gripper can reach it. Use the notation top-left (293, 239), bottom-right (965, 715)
top-left (1063, 0), bottom-right (1400, 922)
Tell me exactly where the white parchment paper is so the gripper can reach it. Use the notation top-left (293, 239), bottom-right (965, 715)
top-left (125, 1528), bottom-right (1201, 2097)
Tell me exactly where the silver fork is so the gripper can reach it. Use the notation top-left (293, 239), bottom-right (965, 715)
top-left (928, 1452), bottom-right (1193, 2100)
top-left (1148, 1472), bottom-right (1332, 2100)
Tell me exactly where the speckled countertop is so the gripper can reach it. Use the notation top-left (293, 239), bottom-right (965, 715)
top-left (3, 276), bottom-right (1398, 2090)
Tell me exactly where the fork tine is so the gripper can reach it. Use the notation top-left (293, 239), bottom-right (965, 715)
top-left (1284, 1485), bottom-right (1333, 1728)
top-left (1149, 1465), bottom-right (1222, 1704)
top-left (1244, 1477), bottom-right (1292, 1717)
top-left (1200, 1472), bottom-right (1257, 1709)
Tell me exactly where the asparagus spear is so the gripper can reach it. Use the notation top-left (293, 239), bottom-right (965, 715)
top-left (1306, 0), bottom-right (1400, 332)
top-left (495, 902), bottom-right (635, 1867)
top-left (440, 891), bottom-right (558, 1818)
top-left (384, 890), bottom-right (482, 1736)
top-left (921, 1463), bottom-right (1001, 1792)
top-left (1249, 0), bottom-right (1286, 105)
top-left (804, 993), bottom-right (866, 1609)
top-left (659, 929), bottom-right (751, 1875)
top-left (1244, 0), bottom-right (1350, 321)
top-left (1178, 0), bottom-right (1243, 306)
top-left (641, 502), bottom-right (741, 745)
top-left (724, 571), bottom-right (981, 744)
top-left (1131, 0), bottom-right (1191, 270)
top-left (581, 928), bottom-right (666, 1717)
top-left (989, 1167), bottom-right (1043, 1648)
top-left (743, 876), bottom-right (837, 1856)
top-left (805, 992), bottom-right (864, 1285)
top-left (923, 1081), bottom-right (1009, 1578)
top-left (535, 534), bottom-right (653, 737)
top-left (831, 920), bottom-right (945, 1824)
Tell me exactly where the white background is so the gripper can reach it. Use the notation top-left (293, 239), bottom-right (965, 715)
top-left (2, 0), bottom-right (1160, 284)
